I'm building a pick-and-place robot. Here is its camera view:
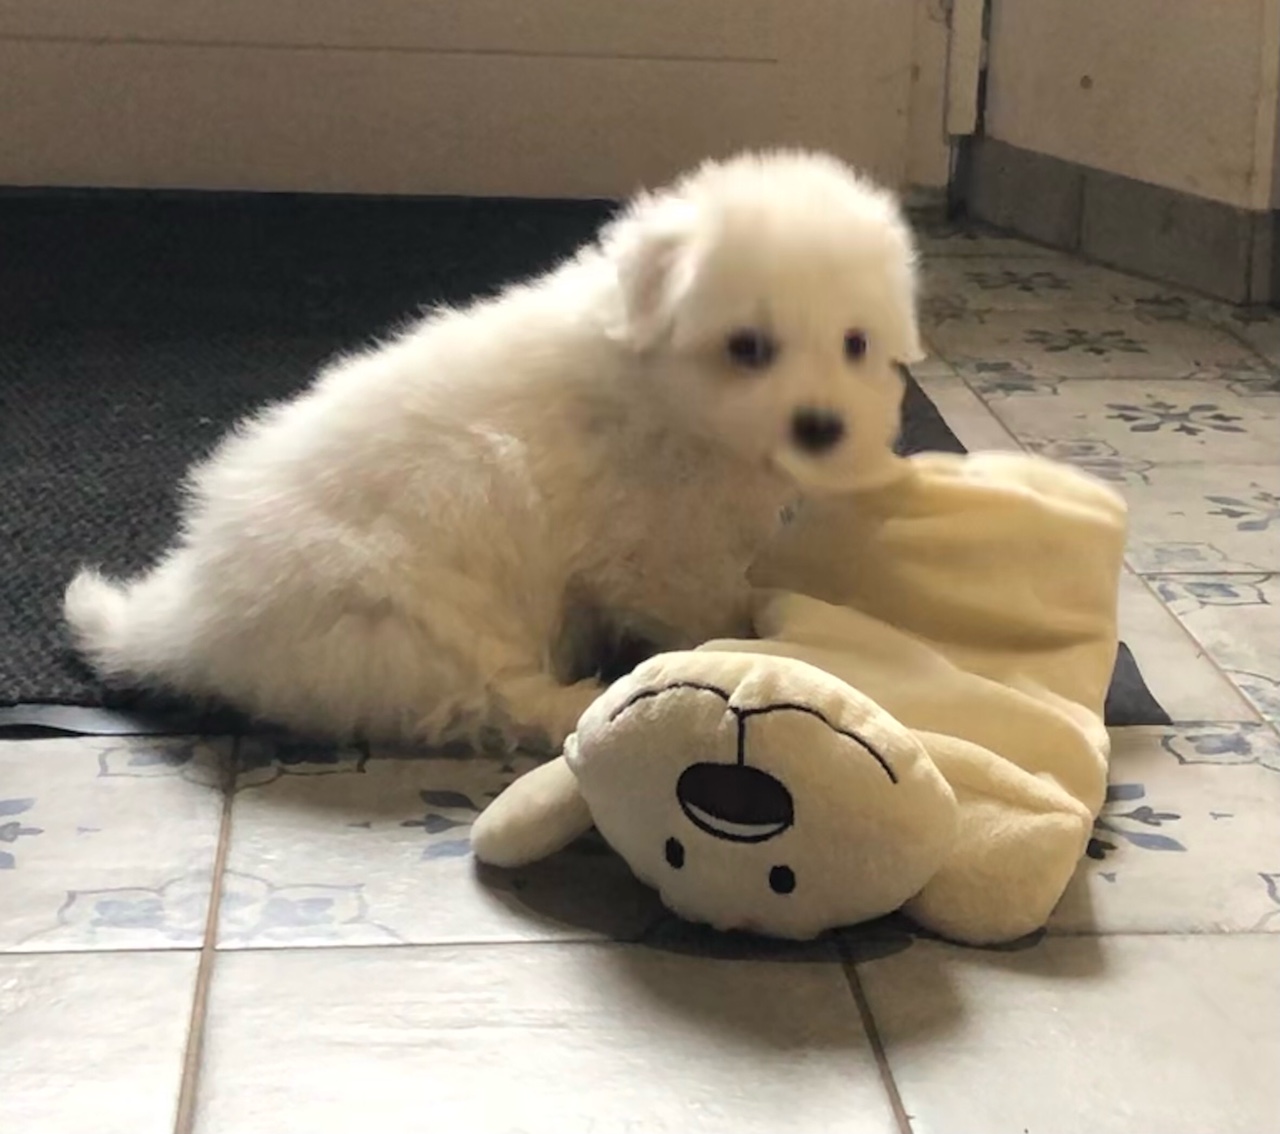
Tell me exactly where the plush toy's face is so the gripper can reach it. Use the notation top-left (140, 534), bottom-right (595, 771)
top-left (567, 652), bottom-right (956, 940)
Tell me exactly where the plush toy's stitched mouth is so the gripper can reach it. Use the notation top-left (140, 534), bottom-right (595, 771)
top-left (676, 762), bottom-right (794, 844)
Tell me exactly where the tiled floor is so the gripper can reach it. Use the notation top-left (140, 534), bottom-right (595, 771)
top-left (4, 227), bottom-right (1280, 1134)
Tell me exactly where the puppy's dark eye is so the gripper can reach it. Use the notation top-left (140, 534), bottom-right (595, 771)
top-left (726, 329), bottom-right (778, 370)
top-left (844, 330), bottom-right (868, 361)
top-left (665, 837), bottom-right (685, 869)
top-left (769, 865), bottom-right (796, 894)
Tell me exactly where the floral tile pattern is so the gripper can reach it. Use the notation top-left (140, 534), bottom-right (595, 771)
top-left (0, 797), bottom-right (44, 870)
top-left (931, 310), bottom-right (1259, 381)
top-left (922, 258), bottom-right (1205, 319)
top-left (1099, 464), bottom-right (1279, 573)
top-left (218, 741), bottom-right (665, 948)
top-left (6, 230), bottom-right (1280, 1133)
top-left (986, 379), bottom-right (1280, 464)
top-left (0, 736), bottom-right (229, 951)
top-left (1050, 726), bottom-right (1280, 933)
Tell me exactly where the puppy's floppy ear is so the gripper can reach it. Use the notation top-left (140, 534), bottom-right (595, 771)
top-left (601, 192), bottom-right (699, 350)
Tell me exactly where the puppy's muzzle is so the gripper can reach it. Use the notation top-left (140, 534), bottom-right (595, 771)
top-left (791, 408), bottom-right (845, 454)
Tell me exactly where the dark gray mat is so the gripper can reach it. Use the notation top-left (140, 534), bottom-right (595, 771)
top-left (0, 191), bottom-right (1168, 734)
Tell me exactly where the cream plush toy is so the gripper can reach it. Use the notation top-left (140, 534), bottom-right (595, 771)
top-left (472, 451), bottom-right (1127, 945)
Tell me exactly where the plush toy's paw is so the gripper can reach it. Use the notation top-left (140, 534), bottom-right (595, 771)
top-left (471, 754), bottom-right (592, 868)
top-left (567, 651), bottom-right (958, 940)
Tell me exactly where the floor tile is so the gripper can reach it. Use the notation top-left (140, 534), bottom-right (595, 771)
top-left (979, 378), bottom-right (1279, 466)
top-left (1110, 463), bottom-right (1280, 573)
top-left (907, 364), bottom-right (1022, 452)
top-left (922, 264), bottom-right (1280, 382)
top-left (193, 943), bottom-right (895, 1134)
top-left (1150, 573), bottom-right (1280, 725)
top-left (1216, 365), bottom-right (1280, 398)
top-left (914, 220), bottom-right (1062, 260)
top-left (931, 309), bottom-right (1258, 381)
top-left (0, 735), bottom-right (228, 951)
top-left (1115, 571), bottom-right (1261, 724)
top-left (1050, 725), bottom-right (1280, 933)
top-left (858, 935), bottom-right (1280, 1134)
top-left (921, 257), bottom-right (1199, 320)
top-left (0, 950), bottom-right (197, 1134)
top-left (219, 740), bottom-right (664, 948)
top-left (1206, 304), bottom-right (1280, 367)
top-left (905, 351), bottom-right (958, 383)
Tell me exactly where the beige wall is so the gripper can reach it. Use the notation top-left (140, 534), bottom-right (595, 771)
top-left (1274, 100), bottom-right (1280, 207)
top-left (1270, 6), bottom-right (1280, 208)
top-left (905, 0), bottom-right (953, 195)
top-left (0, 0), bottom-right (953, 197)
top-left (986, 0), bottom-right (1280, 210)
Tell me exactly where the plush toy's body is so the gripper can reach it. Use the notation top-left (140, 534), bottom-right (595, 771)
top-left (472, 451), bottom-right (1127, 945)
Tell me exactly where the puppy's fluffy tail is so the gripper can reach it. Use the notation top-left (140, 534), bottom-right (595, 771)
top-left (64, 569), bottom-right (144, 679)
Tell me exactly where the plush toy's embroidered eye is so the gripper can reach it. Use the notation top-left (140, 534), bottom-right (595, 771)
top-left (726, 329), bottom-right (778, 370)
top-left (844, 330), bottom-right (868, 361)
top-left (665, 837), bottom-right (685, 869)
top-left (768, 865), bottom-right (795, 894)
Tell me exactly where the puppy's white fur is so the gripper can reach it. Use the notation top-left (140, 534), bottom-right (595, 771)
top-left (65, 151), bottom-right (921, 750)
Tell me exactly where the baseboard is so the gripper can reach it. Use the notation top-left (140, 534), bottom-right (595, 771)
top-left (962, 136), bottom-right (1278, 306)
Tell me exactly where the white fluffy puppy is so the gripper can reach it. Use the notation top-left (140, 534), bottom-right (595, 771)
top-left (65, 150), bottom-right (921, 751)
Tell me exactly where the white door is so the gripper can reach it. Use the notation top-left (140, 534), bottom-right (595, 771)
top-left (0, 0), bottom-right (975, 196)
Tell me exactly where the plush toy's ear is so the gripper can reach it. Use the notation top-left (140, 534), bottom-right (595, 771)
top-left (601, 192), bottom-right (699, 350)
top-left (470, 750), bottom-right (593, 868)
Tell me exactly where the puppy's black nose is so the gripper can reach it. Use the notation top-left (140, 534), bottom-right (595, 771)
top-left (791, 408), bottom-right (845, 453)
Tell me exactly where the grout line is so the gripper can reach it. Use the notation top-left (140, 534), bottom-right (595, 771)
top-left (0, 31), bottom-right (775, 66)
top-left (1137, 568), bottom-right (1279, 576)
top-left (840, 958), bottom-right (913, 1134)
top-left (1042, 927), bottom-right (1280, 938)
top-left (916, 377), bottom-right (1027, 454)
top-left (87, 923), bottom-right (1280, 962)
top-left (1207, 318), bottom-right (1279, 373)
top-left (5, 925), bottom-right (1269, 966)
top-left (170, 740), bottom-right (239, 1134)
top-left (923, 251), bottom-right (1058, 260)
top-left (915, 351), bottom-right (1029, 454)
top-left (0, 946), bottom-right (208, 959)
top-left (955, 372), bottom-right (1274, 385)
top-left (1128, 570), bottom-right (1272, 727)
